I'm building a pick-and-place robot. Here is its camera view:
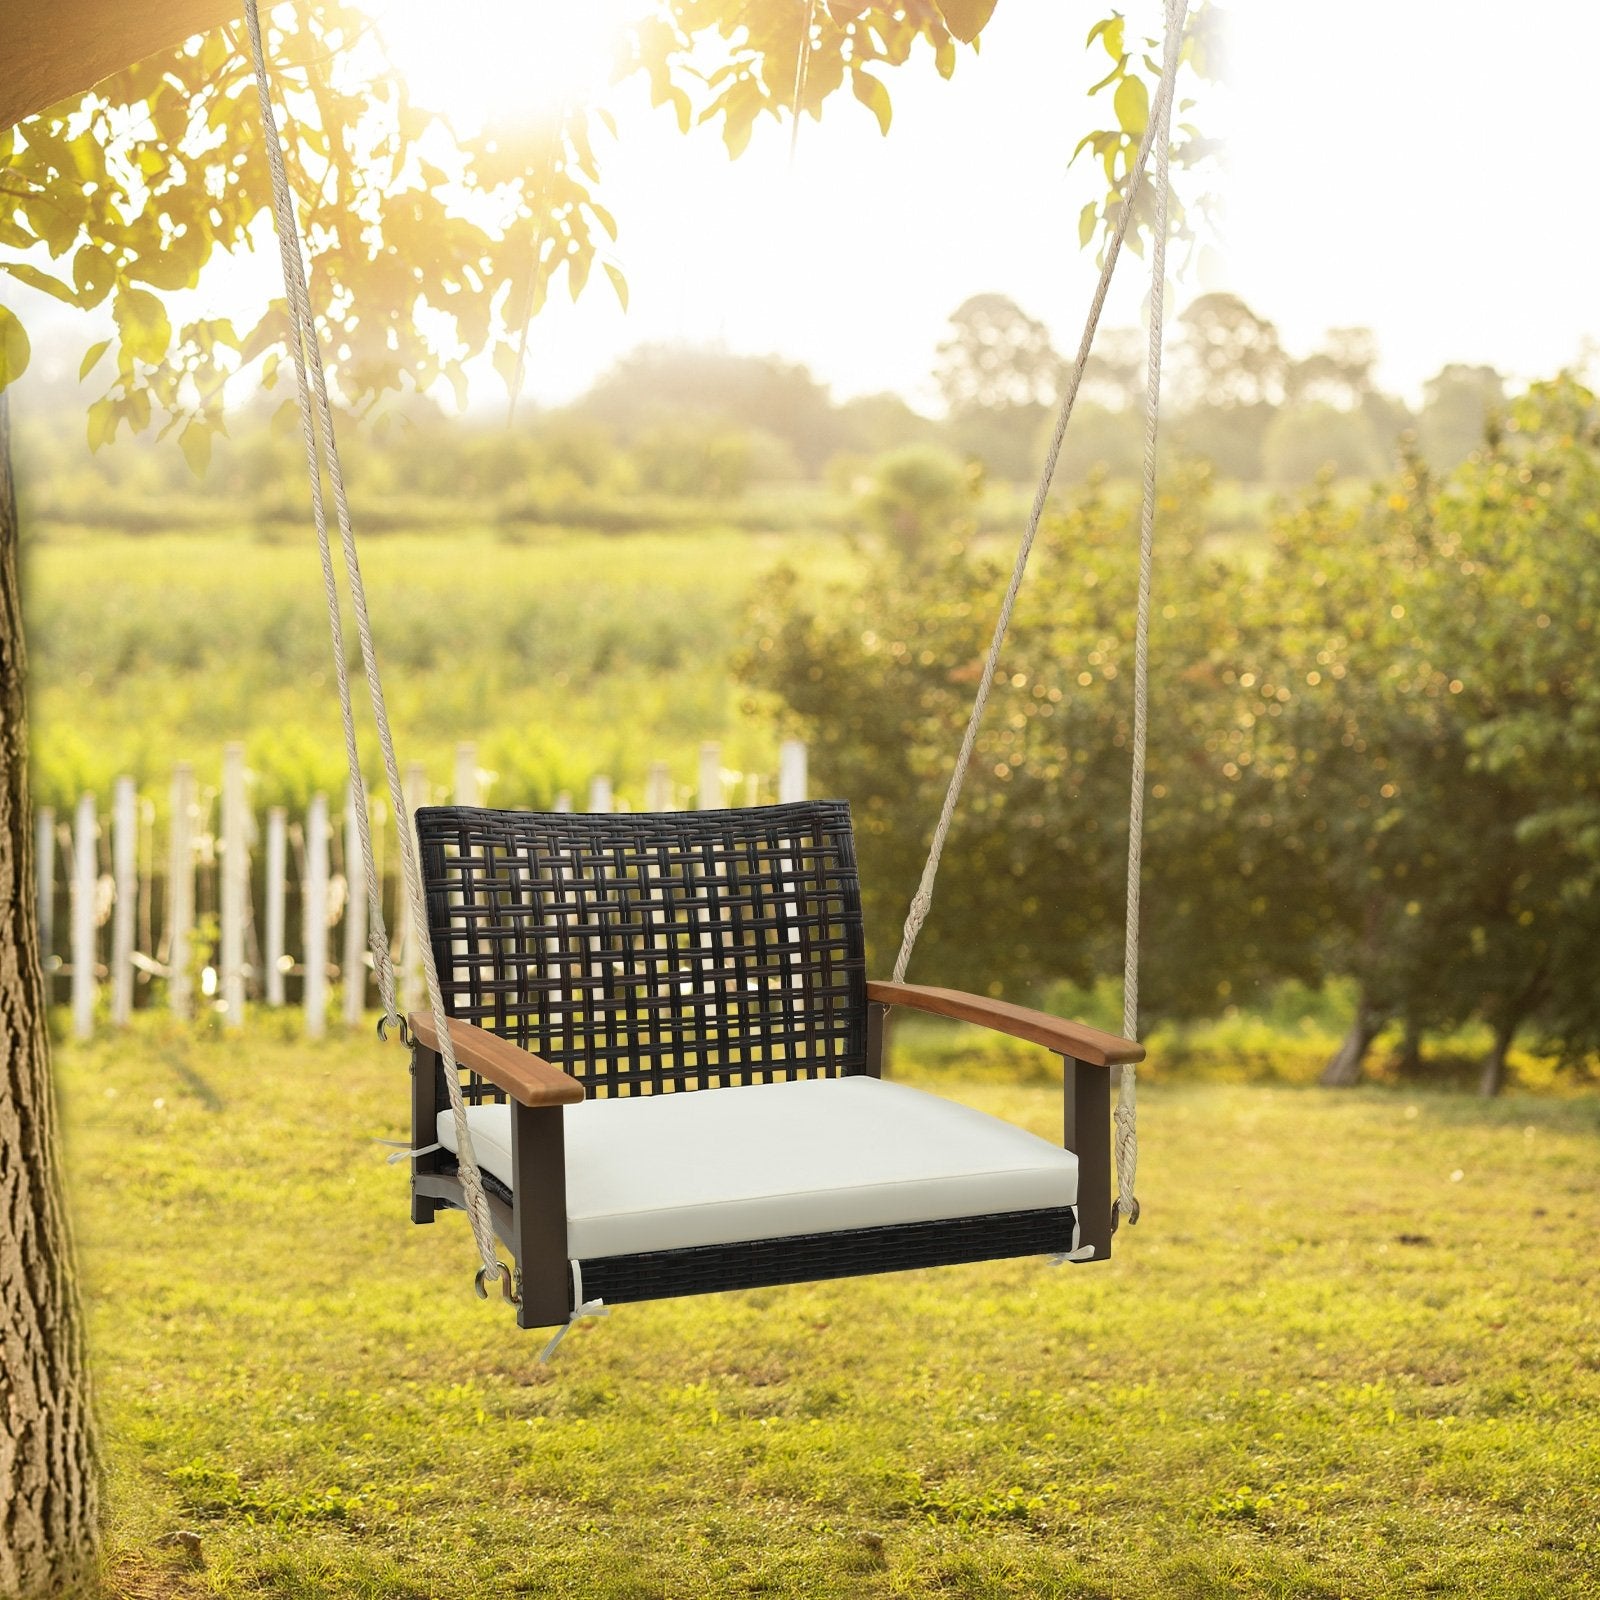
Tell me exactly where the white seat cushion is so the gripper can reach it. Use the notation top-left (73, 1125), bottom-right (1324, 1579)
top-left (437, 1074), bottom-right (1078, 1261)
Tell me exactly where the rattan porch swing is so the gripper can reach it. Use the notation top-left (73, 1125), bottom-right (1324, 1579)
top-left (242, 0), bottom-right (1186, 1346)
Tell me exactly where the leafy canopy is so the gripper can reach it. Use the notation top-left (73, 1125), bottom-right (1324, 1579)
top-left (0, 1), bottom-right (1217, 468)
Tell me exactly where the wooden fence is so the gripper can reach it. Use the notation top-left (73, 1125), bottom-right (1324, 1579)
top-left (40, 737), bottom-right (808, 1041)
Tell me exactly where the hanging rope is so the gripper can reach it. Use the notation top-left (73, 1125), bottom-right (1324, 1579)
top-left (788, 0), bottom-right (820, 165)
top-left (1116, 0), bottom-right (1185, 1229)
top-left (892, 0), bottom-right (1188, 1229)
top-left (242, 0), bottom-right (509, 1292)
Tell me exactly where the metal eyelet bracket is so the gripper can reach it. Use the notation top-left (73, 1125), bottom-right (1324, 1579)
top-left (377, 1013), bottom-right (413, 1048)
top-left (1110, 1197), bottom-right (1142, 1235)
top-left (474, 1264), bottom-right (520, 1306)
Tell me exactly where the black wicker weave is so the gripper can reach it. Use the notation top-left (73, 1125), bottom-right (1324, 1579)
top-left (414, 801), bottom-right (868, 1097)
top-left (577, 1208), bottom-right (1076, 1304)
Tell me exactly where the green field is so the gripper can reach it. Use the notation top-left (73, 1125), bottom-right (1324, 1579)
top-left (22, 525), bottom-right (857, 812)
top-left (70, 1020), bottom-right (1599, 1599)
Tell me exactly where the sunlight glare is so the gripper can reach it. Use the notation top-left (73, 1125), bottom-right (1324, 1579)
top-left (372, 0), bottom-right (636, 133)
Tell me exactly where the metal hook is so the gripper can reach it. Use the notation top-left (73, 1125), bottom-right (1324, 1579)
top-left (474, 1264), bottom-right (520, 1306)
top-left (377, 1013), bottom-right (413, 1047)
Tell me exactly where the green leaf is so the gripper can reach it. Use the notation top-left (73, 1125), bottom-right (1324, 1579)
top-left (605, 262), bottom-right (629, 312)
top-left (567, 244), bottom-right (593, 301)
top-left (1, 260), bottom-right (80, 305)
top-left (1089, 60), bottom-right (1124, 95)
top-left (1097, 15), bottom-right (1126, 60)
top-left (851, 69), bottom-right (892, 135)
top-left (128, 243), bottom-right (202, 292)
top-left (1079, 202), bottom-right (1099, 250)
top-left (1114, 74), bottom-right (1149, 136)
top-left (78, 339), bottom-right (111, 380)
top-left (72, 245), bottom-right (116, 304)
top-left (86, 397), bottom-right (116, 451)
top-left (0, 306), bottom-right (31, 389)
top-left (114, 287), bottom-right (172, 365)
top-left (935, 0), bottom-right (998, 45)
top-left (723, 116), bottom-right (754, 160)
top-left (179, 420), bottom-right (212, 477)
top-left (491, 340), bottom-right (520, 395)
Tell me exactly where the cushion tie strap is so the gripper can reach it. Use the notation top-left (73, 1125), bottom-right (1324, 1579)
top-left (539, 1261), bottom-right (610, 1363)
top-left (1048, 1244), bottom-right (1099, 1265)
top-left (375, 1137), bottom-right (443, 1166)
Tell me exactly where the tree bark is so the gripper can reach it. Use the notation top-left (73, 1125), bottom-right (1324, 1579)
top-left (1320, 993), bottom-right (1385, 1087)
top-left (1479, 1016), bottom-right (1515, 1099)
top-left (0, 390), bottom-right (101, 1595)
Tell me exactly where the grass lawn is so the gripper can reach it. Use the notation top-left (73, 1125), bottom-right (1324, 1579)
top-left (64, 1021), bottom-right (1598, 1599)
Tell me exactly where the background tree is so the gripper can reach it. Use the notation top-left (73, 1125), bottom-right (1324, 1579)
top-left (1079, 326), bottom-right (1147, 411)
top-left (1169, 290), bottom-right (1288, 477)
top-left (1412, 377), bottom-right (1600, 1090)
top-left (742, 465), bottom-right (1310, 1015)
top-left (935, 293), bottom-right (1060, 480)
top-left (748, 376), bottom-right (1600, 1095)
top-left (575, 345), bottom-right (842, 473)
top-left (857, 443), bottom-right (976, 567)
top-left (832, 391), bottom-right (942, 467)
top-left (1260, 402), bottom-right (1385, 484)
top-left (1287, 326), bottom-right (1378, 409)
top-left (1416, 362), bottom-right (1506, 472)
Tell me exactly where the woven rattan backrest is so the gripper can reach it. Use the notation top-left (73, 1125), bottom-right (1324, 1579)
top-left (414, 801), bottom-right (868, 1096)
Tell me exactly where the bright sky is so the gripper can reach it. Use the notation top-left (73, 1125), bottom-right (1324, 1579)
top-left (415, 0), bottom-right (1600, 413)
top-left (10, 0), bottom-right (1600, 412)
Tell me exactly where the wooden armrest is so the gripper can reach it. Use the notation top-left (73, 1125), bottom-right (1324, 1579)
top-left (408, 1012), bottom-right (585, 1108)
top-left (865, 981), bottom-right (1144, 1067)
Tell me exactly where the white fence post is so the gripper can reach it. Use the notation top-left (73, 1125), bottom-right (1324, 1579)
top-left (343, 784), bottom-right (368, 1028)
top-left (644, 762), bottom-right (672, 812)
top-left (34, 804), bottom-right (54, 993)
top-left (778, 738), bottom-right (808, 803)
top-left (169, 764), bottom-right (195, 1019)
top-left (304, 791), bottom-right (329, 1040)
top-left (698, 742), bottom-right (723, 810)
top-left (138, 794), bottom-right (156, 977)
top-left (265, 806), bottom-right (287, 1007)
top-left (553, 790), bottom-right (573, 813)
top-left (587, 774), bottom-right (613, 814)
top-left (111, 776), bottom-right (136, 1026)
top-left (71, 794), bottom-right (97, 1041)
top-left (220, 742), bottom-right (247, 1030)
top-left (454, 742), bottom-right (479, 807)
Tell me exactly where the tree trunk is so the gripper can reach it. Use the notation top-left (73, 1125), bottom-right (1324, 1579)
top-left (1396, 1015), bottom-right (1424, 1078)
top-left (1320, 994), bottom-right (1385, 1087)
top-left (1479, 1016), bottom-right (1515, 1099)
top-left (0, 390), bottom-right (101, 1595)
